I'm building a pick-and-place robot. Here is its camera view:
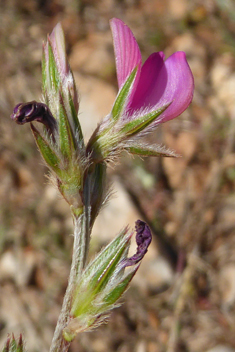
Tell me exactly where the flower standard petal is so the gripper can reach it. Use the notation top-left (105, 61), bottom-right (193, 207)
top-left (110, 18), bottom-right (142, 92)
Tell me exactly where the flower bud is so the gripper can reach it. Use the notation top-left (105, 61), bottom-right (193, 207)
top-left (63, 220), bottom-right (152, 341)
top-left (11, 25), bottom-right (86, 212)
top-left (11, 101), bottom-right (57, 137)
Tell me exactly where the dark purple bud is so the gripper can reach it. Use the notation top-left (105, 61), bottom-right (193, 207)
top-left (122, 220), bottom-right (152, 268)
top-left (11, 101), bottom-right (57, 136)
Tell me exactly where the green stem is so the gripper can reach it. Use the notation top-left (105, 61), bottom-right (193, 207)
top-left (49, 213), bottom-right (88, 352)
top-left (49, 163), bottom-right (106, 352)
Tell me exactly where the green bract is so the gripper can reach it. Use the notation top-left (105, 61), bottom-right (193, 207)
top-left (111, 67), bottom-right (137, 121)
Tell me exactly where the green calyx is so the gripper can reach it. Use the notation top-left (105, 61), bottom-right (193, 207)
top-left (120, 102), bottom-right (171, 137)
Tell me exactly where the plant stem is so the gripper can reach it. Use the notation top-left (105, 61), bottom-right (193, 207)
top-left (49, 164), bottom-right (105, 352)
top-left (49, 213), bottom-right (87, 352)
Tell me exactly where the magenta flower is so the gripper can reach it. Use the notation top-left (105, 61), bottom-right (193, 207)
top-left (87, 18), bottom-right (194, 161)
top-left (110, 18), bottom-right (194, 124)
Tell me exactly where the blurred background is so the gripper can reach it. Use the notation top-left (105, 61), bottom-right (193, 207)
top-left (1, 0), bottom-right (235, 351)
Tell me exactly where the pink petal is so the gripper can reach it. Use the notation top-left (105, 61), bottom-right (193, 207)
top-left (152, 52), bottom-right (194, 123)
top-left (128, 52), bottom-right (166, 112)
top-left (110, 18), bottom-right (142, 89)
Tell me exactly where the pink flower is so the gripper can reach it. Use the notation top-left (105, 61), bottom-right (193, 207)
top-left (87, 18), bottom-right (194, 161)
top-left (110, 18), bottom-right (194, 125)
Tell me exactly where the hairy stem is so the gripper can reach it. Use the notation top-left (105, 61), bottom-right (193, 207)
top-left (49, 213), bottom-right (88, 352)
top-left (49, 164), bottom-right (106, 352)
